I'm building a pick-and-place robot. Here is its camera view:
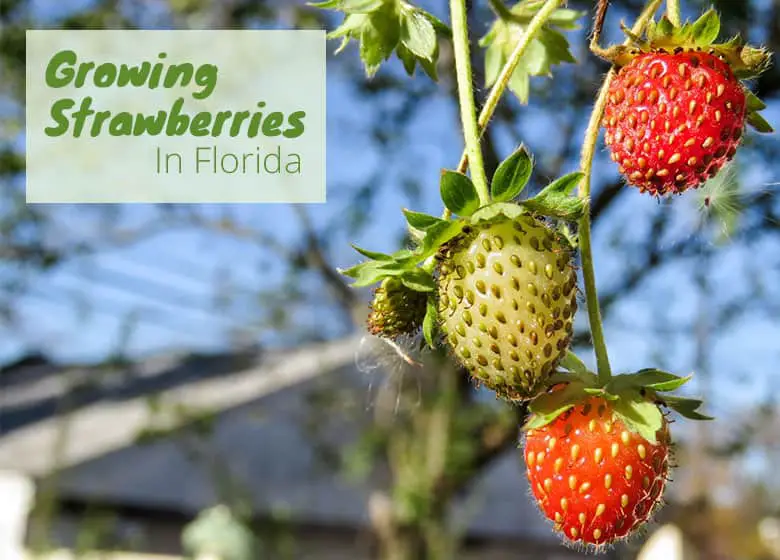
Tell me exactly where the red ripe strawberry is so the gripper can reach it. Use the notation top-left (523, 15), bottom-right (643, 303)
top-left (603, 50), bottom-right (746, 196)
top-left (524, 397), bottom-right (670, 546)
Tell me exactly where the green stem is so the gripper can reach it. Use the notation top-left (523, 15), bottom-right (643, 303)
top-left (457, 0), bottom-right (562, 174)
top-left (449, 0), bottom-right (490, 206)
top-left (579, 0), bottom-right (663, 384)
top-left (666, 0), bottom-right (681, 26)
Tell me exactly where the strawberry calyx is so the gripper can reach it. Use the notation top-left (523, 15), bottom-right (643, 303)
top-left (596, 8), bottom-right (773, 133)
top-left (523, 352), bottom-right (712, 444)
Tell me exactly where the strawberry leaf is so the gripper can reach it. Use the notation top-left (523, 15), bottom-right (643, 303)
top-left (521, 172), bottom-right (584, 220)
top-left (440, 170), bottom-right (480, 217)
top-left (400, 7), bottom-right (436, 62)
top-left (491, 145), bottom-right (533, 202)
top-left (422, 296), bottom-right (438, 348)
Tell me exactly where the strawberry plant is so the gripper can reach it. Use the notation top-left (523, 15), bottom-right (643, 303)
top-left (315, 0), bottom-right (773, 551)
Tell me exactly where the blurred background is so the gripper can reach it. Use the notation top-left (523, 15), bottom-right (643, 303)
top-left (1, 0), bottom-right (779, 558)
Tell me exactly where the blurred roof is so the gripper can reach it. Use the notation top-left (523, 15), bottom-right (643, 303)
top-left (0, 338), bottom-right (557, 544)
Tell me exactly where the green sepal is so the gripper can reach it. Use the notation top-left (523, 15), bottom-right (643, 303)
top-left (559, 351), bottom-right (588, 375)
top-left (690, 9), bottom-right (720, 46)
top-left (402, 209), bottom-right (446, 231)
top-left (351, 244), bottom-right (394, 260)
top-left (747, 111), bottom-right (774, 133)
top-left (399, 268), bottom-right (435, 292)
top-left (523, 381), bottom-right (588, 431)
top-left (440, 170), bottom-right (480, 217)
top-left (608, 368), bottom-right (693, 393)
top-left (491, 144), bottom-right (533, 203)
top-left (522, 366), bottom-right (711, 440)
top-left (470, 202), bottom-right (527, 224)
top-left (611, 394), bottom-right (665, 444)
top-left (419, 219), bottom-right (468, 259)
top-left (659, 395), bottom-right (714, 421)
top-left (422, 296), bottom-right (438, 347)
top-left (340, 259), bottom-right (407, 287)
top-left (745, 90), bottom-right (767, 112)
top-left (521, 171), bottom-right (585, 221)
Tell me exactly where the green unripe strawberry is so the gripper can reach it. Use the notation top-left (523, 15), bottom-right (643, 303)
top-left (437, 216), bottom-right (577, 400)
top-left (367, 277), bottom-right (427, 339)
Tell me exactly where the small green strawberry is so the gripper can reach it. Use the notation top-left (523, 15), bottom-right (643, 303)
top-left (367, 277), bottom-right (427, 338)
top-left (437, 215), bottom-right (577, 399)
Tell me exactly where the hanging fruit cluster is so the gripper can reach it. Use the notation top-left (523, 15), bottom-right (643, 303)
top-left (315, 0), bottom-right (772, 550)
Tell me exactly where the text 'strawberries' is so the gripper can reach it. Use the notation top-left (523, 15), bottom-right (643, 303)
top-left (437, 216), bottom-right (577, 400)
top-left (598, 9), bottom-right (773, 196)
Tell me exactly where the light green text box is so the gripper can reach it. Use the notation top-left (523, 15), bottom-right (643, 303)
top-left (26, 30), bottom-right (325, 203)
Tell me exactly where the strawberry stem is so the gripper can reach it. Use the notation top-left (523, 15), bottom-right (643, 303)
top-left (666, 0), bottom-right (681, 27)
top-left (449, 0), bottom-right (490, 207)
top-left (455, 0), bottom-right (563, 176)
top-left (441, 0), bottom-right (563, 220)
top-left (578, 0), bottom-right (663, 384)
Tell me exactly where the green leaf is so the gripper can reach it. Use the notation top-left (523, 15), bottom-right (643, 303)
top-left (403, 209), bottom-right (445, 230)
top-left (351, 244), bottom-right (393, 260)
top-left (491, 145), bottom-right (533, 202)
top-left (508, 68), bottom-right (530, 104)
top-left (422, 296), bottom-right (438, 347)
top-left (328, 12), bottom-right (368, 40)
top-left (559, 351), bottom-right (588, 374)
top-left (419, 50), bottom-right (439, 80)
top-left (359, 8), bottom-right (400, 77)
top-left (440, 170), bottom-right (480, 216)
top-left (400, 8), bottom-right (436, 62)
top-left (690, 9), bottom-right (720, 46)
top-left (399, 268), bottom-right (435, 292)
top-left (521, 172), bottom-right (585, 220)
top-left (547, 9), bottom-right (585, 30)
top-left (538, 28), bottom-right (577, 67)
top-left (484, 41), bottom-right (504, 87)
top-left (612, 397), bottom-right (664, 444)
top-left (396, 42), bottom-right (417, 75)
top-left (747, 111), bottom-right (774, 133)
top-left (662, 395), bottom-right (714, 420)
